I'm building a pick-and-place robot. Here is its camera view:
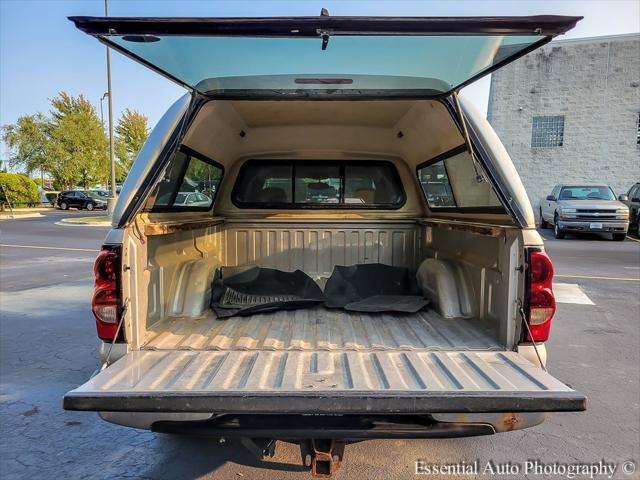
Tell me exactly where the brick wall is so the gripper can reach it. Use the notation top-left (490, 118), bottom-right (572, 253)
top-left (488, 34), bottom-right (640, 218)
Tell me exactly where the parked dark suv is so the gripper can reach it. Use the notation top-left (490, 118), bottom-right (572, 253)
top-left (623, 182), bottom-right (640, 235)
top-left (56, 191), bottom-right (107, 211)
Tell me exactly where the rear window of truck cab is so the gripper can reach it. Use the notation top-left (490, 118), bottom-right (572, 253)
top-left (232, 160), bottom-right (405, 209)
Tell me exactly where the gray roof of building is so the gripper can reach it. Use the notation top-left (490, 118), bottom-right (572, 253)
top-left (549, 32), bottom-right (639, 46)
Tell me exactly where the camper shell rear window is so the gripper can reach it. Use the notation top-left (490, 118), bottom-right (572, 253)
top-left (232, 160), bottom-right (406, 209)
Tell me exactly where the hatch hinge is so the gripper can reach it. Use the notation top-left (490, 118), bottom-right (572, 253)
top-left (318, 8), bottom-right (331, 50)
top-left (317, 29), bottom-right (331, 50)
top-left (451, 90), bottom-right (487, 184)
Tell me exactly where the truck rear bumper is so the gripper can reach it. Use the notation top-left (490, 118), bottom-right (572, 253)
top-left (149, 413), bottom-right (500, 439)
top-left (100, 411), bottom-right (547, 436)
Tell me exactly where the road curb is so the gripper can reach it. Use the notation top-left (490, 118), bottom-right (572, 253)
top-left (0, 213), bottom-right (45, 220)
top-left (57, 218), bottom-right (112, 227)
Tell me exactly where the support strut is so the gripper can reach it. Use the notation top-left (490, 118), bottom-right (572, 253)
top-left (451, 90), bottom-right (487, 184)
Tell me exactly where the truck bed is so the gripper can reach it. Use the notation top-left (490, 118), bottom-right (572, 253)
top-left (65, 348), bottom-right (583, 413)
top-left (67, 308), bottom-right (585, 414)
top-left (142, 307), bottom-right (503, 352)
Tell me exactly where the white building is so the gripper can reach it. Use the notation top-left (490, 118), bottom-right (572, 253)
top-left (487, 33), bottom-right (640, 214)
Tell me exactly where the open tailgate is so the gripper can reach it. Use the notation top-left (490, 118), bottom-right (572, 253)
top-left (64, 350), bottom-right (585, 413)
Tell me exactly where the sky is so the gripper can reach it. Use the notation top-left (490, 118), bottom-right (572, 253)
top-left (1, 0), bottom-right (639, 159)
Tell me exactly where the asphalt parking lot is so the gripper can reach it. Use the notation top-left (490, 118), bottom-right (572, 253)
top-left (1, 212), bottom-right (639, 479)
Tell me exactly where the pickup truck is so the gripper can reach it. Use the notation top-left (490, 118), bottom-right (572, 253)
top-left (64, 13), bottom-right (586, 476)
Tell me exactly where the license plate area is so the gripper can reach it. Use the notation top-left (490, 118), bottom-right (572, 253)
top-left (589, 222), bottom-right (603, 229)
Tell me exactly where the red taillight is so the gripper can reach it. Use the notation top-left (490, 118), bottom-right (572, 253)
top-left (91, 247), bottom-right (123, 341)
top-left (526, 251), bottom-right (556, 342)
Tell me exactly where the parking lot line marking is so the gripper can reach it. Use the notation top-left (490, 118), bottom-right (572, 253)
top-left (0, 244), bottom-right (98, 253)
top-left (553, 283), bottom-right (595, 305)
top-left (555, 274), bottom-right (640, 282)
top-left (626, 235), bottom-right (640, 243)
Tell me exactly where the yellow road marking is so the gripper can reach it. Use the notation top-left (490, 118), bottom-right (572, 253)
top-left (0, 244), bottom-right (98, 253)
top-left (555, 274), bottom-right (640, 282)
top-left (626, 235), bottom-right (640, 244)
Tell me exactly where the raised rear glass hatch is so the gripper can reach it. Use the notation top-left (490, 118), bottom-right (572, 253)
top-left (69, 14), bottom-right (581, 96)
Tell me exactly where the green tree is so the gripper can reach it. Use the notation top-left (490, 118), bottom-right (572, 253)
top-left (0, 172), bottom-right (40, 208)
top-left (47, 92), bottom-right (109, 189)
top-left (1, 113), bottom-right (51, 180)
top-left (115, 109), bottom-right (149, 181)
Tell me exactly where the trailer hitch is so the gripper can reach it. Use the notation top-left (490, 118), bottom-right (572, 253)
top-left (300, 439), bottom-right (346, 477)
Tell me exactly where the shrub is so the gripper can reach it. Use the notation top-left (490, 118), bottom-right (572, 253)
top-left (45, 192), bottom-right (58, 206)
top-left (0, 172), bottom-right (40, 207)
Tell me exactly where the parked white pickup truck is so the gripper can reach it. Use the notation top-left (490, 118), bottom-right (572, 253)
top-left (64, 13), bottom-right (585, 476)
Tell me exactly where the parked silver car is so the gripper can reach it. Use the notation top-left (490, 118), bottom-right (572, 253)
top-left (156, 191), bottom-right (212, 207)
top-left (539, 184), bottom-right (629, 240)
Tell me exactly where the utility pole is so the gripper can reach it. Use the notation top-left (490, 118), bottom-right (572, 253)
top-left (105, 0), bottom-right (116, 214)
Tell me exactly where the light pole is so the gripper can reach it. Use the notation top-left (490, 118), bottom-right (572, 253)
top-left (104, 0), bottom-right (116, 215)
top-left (100, 92), bottom-right (108, 130)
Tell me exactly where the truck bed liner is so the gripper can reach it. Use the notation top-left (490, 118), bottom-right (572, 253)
top-left (142, 307), bottom-right (503, 351)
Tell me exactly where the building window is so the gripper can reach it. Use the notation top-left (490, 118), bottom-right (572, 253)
top-left (531, 115), bottom-right (565, 148)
